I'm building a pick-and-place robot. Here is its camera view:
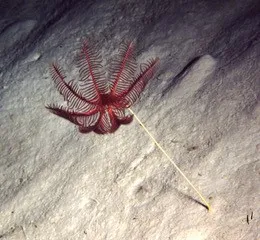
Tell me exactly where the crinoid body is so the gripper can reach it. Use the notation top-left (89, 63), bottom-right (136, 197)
top-left (46, 40), bottom-right (159, 134)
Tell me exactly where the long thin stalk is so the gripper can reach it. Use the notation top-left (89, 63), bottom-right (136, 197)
top-left (128, 108), bottom-right (211, 211)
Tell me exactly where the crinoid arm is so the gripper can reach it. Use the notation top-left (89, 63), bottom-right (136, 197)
top-left (112, 108), bottom-right (133, 124)
top-left (109, 41), bottom-right (137, 97)
top-left (49, 63), bottom-right (95, 112)
top-left (92, 110), bottom-right (120, 134)
top-left (78, 125), bottom-right (98, 134)
top-left (46, 104), bottom-right (100, 127)
top-left (77, 40), bottom-right (108, 103)
top-left (121, 57), bottom-right (159, 107)
top-left (118, 115), bottom-right (134, 124)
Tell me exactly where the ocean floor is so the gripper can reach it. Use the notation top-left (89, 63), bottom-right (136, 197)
top-left (0, 0), bottom-right (259, 239)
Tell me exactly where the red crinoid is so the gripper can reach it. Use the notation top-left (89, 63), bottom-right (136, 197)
top-left (46, 40), bottom-right (159, 134)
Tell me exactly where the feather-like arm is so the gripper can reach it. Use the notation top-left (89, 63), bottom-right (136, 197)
top-left (120, 58), bottom-right (159, 107)
top-left (112, 108), bottom-right (133, 124)
top-left (50, 63), bottom-right (95, 112)
top-left (77, 41), bottom-right (107, 103)
top-left (110, 41), bottom-right (137, 97)
top-left (78, 125), bottom-right (97, 133)
top-left (117, 115), bottom-right (133, 125)
top-left (46, 104), bottom-right (99, 127)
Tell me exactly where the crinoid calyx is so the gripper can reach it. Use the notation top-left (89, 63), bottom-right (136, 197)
top-left (46, 40), bottom-right (159, 134)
